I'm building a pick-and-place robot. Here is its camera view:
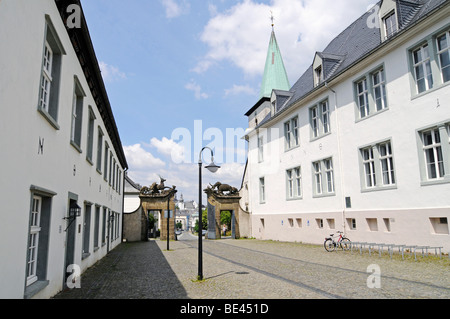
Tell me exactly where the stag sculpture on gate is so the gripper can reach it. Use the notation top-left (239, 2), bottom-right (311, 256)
top-left (204, 182), bottom-right (239, 197)
top-left (140, 176), bottom-right (176, 197)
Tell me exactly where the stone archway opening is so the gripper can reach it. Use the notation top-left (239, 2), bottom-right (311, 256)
top-left (139, 177), bottom-right (177, 241)
top-left (204, 183), bottom-right (241, 240)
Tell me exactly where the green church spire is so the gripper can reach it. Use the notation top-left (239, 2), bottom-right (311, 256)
top-left (260, 25), bottom-right (290, 99)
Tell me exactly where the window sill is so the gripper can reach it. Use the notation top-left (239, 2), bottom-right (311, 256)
top-left (38, 108), bottom-right (60, 130)
top-left (286, 196), bottom-right (303, 201)
top-left (355, 107), bottom-right (389, 124)
top-left (82, 252), bottom-right (91, 260)
top-left (70, 140), bottom-right (83, 154)
top-left (361, 185), bottom-right (397, 193)
top-left (285, 144), bottom-right (300, 153)
top-left (310, 132), bottom-right (332, 143)
top-left (24, 280), bottom-right (49, 299)
top-left (411, 80), bottom-right (450, 101)
top-left (86, 157), bottom-right (94, 166)
top-left (312, 192), bottom-right (336, 199)
top-left (420, 177), bottom-right (450, 187)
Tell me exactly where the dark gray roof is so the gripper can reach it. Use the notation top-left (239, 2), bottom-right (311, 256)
top-left (256, 0), bottom-right (448, 126)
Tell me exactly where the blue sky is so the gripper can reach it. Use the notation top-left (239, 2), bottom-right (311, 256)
top-left (81, 0), bottom-right (376, 201)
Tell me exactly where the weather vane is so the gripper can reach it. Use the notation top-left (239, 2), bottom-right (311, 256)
top-left (270, 10), bottom-right (275, 29)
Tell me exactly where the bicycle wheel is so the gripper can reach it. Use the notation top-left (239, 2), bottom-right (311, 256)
top-left (324, 239), bottom-right (336, 252)
top-left (340, 238), bottom-right (351, 251)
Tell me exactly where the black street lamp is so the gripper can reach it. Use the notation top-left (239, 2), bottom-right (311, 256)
top-left (198, 147), bottom-right (220, 281)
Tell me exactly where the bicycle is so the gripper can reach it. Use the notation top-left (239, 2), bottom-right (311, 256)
top-left (324, 231), bottom-right (351, 252)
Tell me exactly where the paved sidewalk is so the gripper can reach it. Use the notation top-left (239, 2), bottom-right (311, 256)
top-left (53, 237), bottom-right (450, 299)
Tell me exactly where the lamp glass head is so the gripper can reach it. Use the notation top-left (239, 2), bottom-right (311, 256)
top-left (205, 162), bottom-right (220, 173)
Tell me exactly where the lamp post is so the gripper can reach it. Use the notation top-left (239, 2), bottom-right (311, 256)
top-left (198, 147), bottom-right (220, 281)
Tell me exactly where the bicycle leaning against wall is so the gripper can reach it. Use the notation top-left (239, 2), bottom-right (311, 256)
top-left (324, 231), bottom-right (351, 252)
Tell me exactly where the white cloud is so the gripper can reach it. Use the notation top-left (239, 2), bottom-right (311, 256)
top-left (160, 0), bottom-right (190, 19)
top-left (185, 79), bottom-right (209, 100)
top-left (123, 144), bottom-right (165, 170)
top-left (196, 0), bottom-right (377, 83)
top-left (150, 137), bottom-right (187, 164)
top-left (99, 61), bottom-right (127, 83)
top-left (191, 60), bottom-right (215, 74)
top-left (224, 84), bottom-right (257, 97)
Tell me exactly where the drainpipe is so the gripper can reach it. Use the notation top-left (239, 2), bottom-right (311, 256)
top-left (325, 82), bottom-right (347, 235)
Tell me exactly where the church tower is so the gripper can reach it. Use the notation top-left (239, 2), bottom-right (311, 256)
top-left (259, 17), bottom-right (290, 98)
top-left (245, 15), bottom-right (291, 128)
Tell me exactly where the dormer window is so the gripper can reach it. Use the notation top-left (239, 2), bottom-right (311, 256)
top-left (383, 11), bottom-right (397, 39)
top-left (315, 65), bottom-right (323, 86)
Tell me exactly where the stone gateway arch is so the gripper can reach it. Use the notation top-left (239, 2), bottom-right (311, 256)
top-left (204, 183), bottom-right (242, 240)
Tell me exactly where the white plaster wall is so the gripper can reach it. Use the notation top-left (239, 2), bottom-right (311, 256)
top-left (0, 0), bottom-right (125, 298)
top-left (246, 12), bottom-right (450, 252)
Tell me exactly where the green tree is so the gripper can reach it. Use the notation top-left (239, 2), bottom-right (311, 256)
top-left (220, 211), bottom-right (232, 230)
top-left (202, 209), bottom-right (208, 230)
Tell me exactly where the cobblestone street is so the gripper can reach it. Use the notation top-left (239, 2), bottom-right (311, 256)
top-left (53, 234), bottom-right (450, 300)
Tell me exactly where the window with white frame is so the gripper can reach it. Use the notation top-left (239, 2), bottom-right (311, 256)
top-left (379, 142), bottom-right (396, 186)
top-left (417, 122), bottom-right (450, 185)
top-left (258, 135), bottom-right (264, 162)
top-left (39, 42), bottom-right (53, 115)
top-left (286, 167), bottom-right (302, 200)
top-left (422, 129), bottom-right (445, 180)
top-left (372, 69), bottom-right (387, 111)
top-left (359, 140), bottom-right (396, 191)
top-left (437, 30), bottom-right (450, 83)
top-left (315, 65), bottom-right (323, 86)
top-left (71, 78), bottom-right (85, 150)
top-left (354, 68), bottom-right (388, 120)
top-left (312, 158), bottom-right (335, 197)
top-left (313, 161), bottom-right (322, 195)
top-left (356, 78), bottom-right (370, 118)
top-left (310, 99), bottom-right (331, 139)
top-left (104, 143), bottom-right (109, 181)
top-left (25, 188), bottom-right (54, 296)
top-left (284, 116), bottom-right (299, 150)
top-left (27, 196), bottom-right (42, 286)
top-left (259, 177), bottom-right (266, 203)
top-left (310, 106), bottom-right (319, 138)
top-left (109, 151), bottom-right (113, 185)
top-left (321, 100), bottom-right (330, 134)
top-left (96, 128), bottom-right (104, 173)
top-left (324, 159), bottom-right (334, 193)
top-left (383, 11), bottom-right (397, 39)
top-left (86, 108), bottom-right (95, 163)
top-left (362, 147), bottom-right (376, 188)
top-left (412, 44), bottom-right (433, 94)
top-left (38, 17), bottom-right (64, 127)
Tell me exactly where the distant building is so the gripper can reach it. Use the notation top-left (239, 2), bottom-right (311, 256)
top-left (243, 0), bottom-right (450, 252)
top-left (0, 0), bottom-right (128, 298)
top-left (123, 174), bottom-right (147, 242)
top-left (175, 194), bottom-right (198, 231)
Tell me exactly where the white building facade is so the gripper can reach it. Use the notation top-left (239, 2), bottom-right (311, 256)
top-left (244, 0), bottom-right (450, 252)
top-left (0, 0), bottom-right (128, 298)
